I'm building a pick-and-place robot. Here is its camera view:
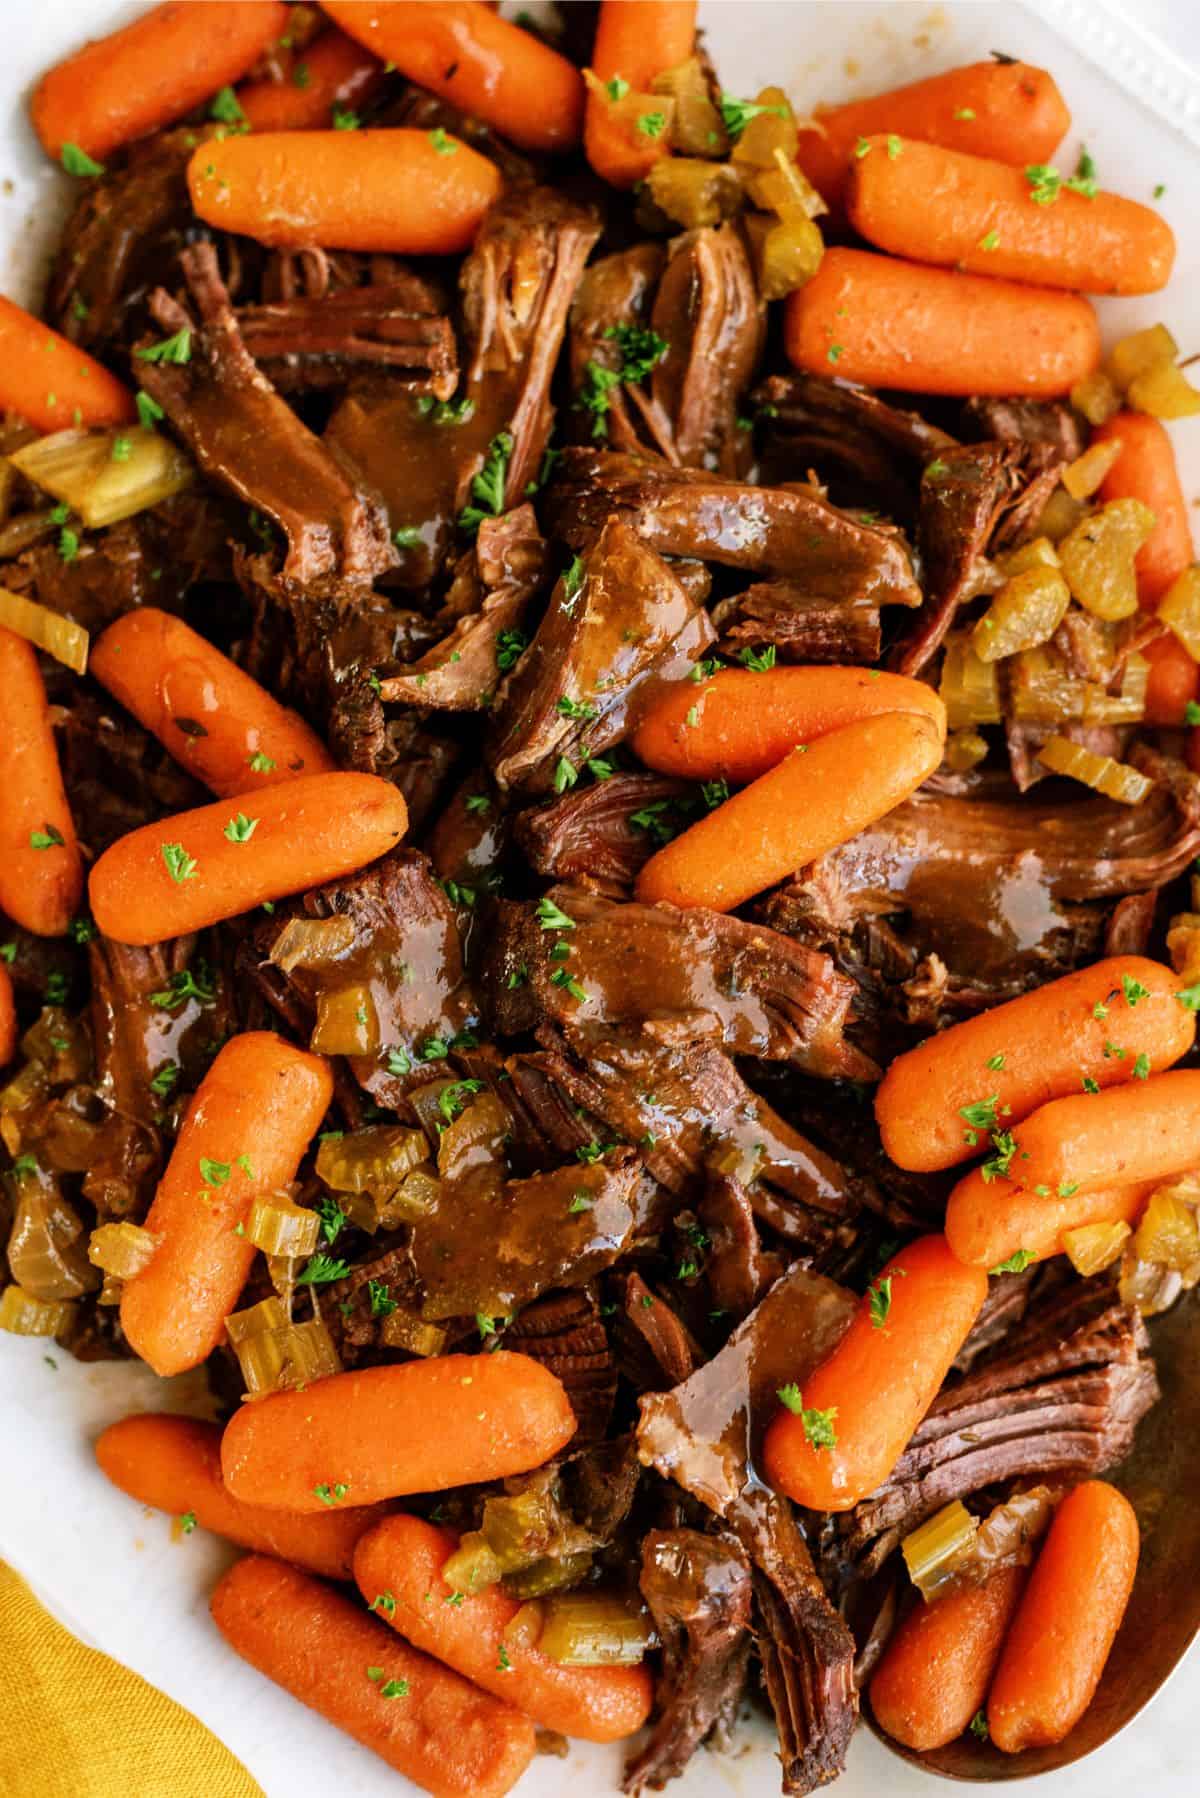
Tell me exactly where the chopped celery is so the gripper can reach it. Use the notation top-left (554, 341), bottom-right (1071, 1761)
top-left (901, 1499), bottom-right (978, 1601)
top-left (1036, 735), bottom-right (1152, 804)
top-left (537, 1592), bottom-right (655, 1664)
top-left (0, 585), bottom-right (88, 673)
top-left (9, 425), bottom-right (192, 528)
top-left (245, 1193), bottom-right (321, 1259)
top-left (87, 1221), bottom-right (157, 1281)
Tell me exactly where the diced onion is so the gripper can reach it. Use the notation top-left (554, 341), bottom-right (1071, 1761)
top-left (0, 585), bottom-right (88, 674)
top-left (442, 1532), bottom-right (507, 1596)
top-left (1119, 1246), bottom-right (1184, 1316)
top-left (7, 1173), bottom-right (98, 1301)
top-left (995, 536), bottom-right (1060, 577)
top-left (1035, 487), bottom-right (1087, 543)
top-left (1063, 1220), bottom-right (1133, 1277)
top-left (437, 1090), bottom-right (508, 1180)
top-left (267, 915), bottom-right (355, 974)
top-left (1157, 565), bottom-right (1200, 661)
top-left (245, 1193), bottom-right (321, 1259)
top-left (97, 1271), bottom-right (123, 1306)
top-left (1128, 359), bottom-right (1200, 419)
top-left (315, 1125), bottom-right (430, 1198)
top-left (939, 632), bottom-right (1002, 729)
top-left (311, 985), bottom-right (380, 1056)
top-left (650, 57), bottom-right (725, 157)
top-left (645, 156), bottom-right (743, 230)
top-left (1036, 735), bottom-right (1152, 804)
top-left (972, 566), bottom-right (1070, 662)
top-left (1069, 368), bottom-right (1122, 426)
top-left (378, 1308), bottom-right (446, 1356)
top-left (1061, 440), bottom-right (1123, 501)
top-left (225, 1295), bottom-right (288, 1346)
top-left (1134, 1188), bottom-right (1200, 1271)
top-left (1107, 322), bottom-right (1178, 390)
top-left (943, 729), bottom-right (988, 772)
top-left (901, 1499), bottom-right (979, 1601)
top-left (746, 210), bottom-right (824, 301)
top-left (1167, 911), bottom-right (1200, 985)
top-left (537, 1593), bottom-right (656, 1666)
top-left (1059, 499), bottom-right (1157, 622)
top-left (0, 1283), bottom-right (75, 1336)
top-left (9, 426), bottom-right (192, 528)
top-left (234, 1315), bottom-right (342, 1399)
top-left (87, 1221), bottom-right (157, 1280)
top-left (502, 1601), bottom-right (546, 1654)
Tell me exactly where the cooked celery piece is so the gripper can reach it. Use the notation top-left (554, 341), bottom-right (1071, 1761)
top-left (437, 1090), bottom-right (508, 1180)
top-left (1080, 651), bottom-right (1148, 726)
top-left (1167, 912), bottom-right (1200, 985)
top-left (972, 566), bottom-right (1070, 662)
top-left (245, 1193), bottom-right (321, 1259)
top-left (267, 915), bottom-right (356, 974)
top-left (1135, 1187), bottom-right (1200, 1271)
top-left (0, 509), bottom-right (58, 559)
top-left (1063, 1219), bottom-right (1133, 1277)
top-left (537, 1592), bottom-right (655, 1664)
top-left (1128, 358), bottom-right (1200, 419)
top-left (1061, 440), bottom-right (1123, 501)
top-left (1157, 565), bottom-right (1200, 661)
top-left (1036, 734), bottom-right (1152, 804)
top-left (224, 1294), bottom-right (288, 1346)
top-left (378, 1308), bottom-right (446, 1356)
top-left (1008, 646), bottom-right (1085, 724)
top-left (381, 1165), bottom-right (441, 1224)
top-left (1059, 498), bottom-right (1157, 622)
top-left (311, 984), bottom-right (380, 1056)
top-left (748, 211), bottom-right (824, 301)
top-left (0, 1062), bottom-right (50, 1158)
top-left (0, 1283), bottom-right (75, 1337)
top-left (645, 156), bottom-right (743, 229)
top-left (901, 1499), bottom-right (979, 1601)
top-left (502, 1600), bottom-right (546, 1653)
top-left (1106, 322), bottom-right (1178, 390)
top-left (0, 585), bottom-right (89, 674)
top-left (315, 1125), bottom-right (429, 1198)
top-left (994, 535), bottom-right (1060, 577)
top-left (450, 1483), bottom-right (600, 1598)
top-left (729, 87), bottom-right (797, 169)
top-left (651, 57), bottom-right (726, 156)
top-left (1069, 368), bottom-right (1122, 426)
top-left (234, 1315), bottom-right (342, 1398)
top-left (9, 425), bottom-right (192, 528)
top-left (1035, 487), bottom-right (1087, 543)
top-left (441, 1531), bottom-right (507, 1596)
top-left (943, 728), bottom-right (988, 772)
top-left (939, 631), bottom-right (1002, 729)
top-left (265, 1252), bottom-right (298, 1313)
top-left (87, 1221), bottom-right (157, 1281)
top-left (6, 1169), bottom-right (98, 1301)
top-left (503, 1551), bottom-right (597, 1600)
top-left (745, 146), bottom-right (827, 219)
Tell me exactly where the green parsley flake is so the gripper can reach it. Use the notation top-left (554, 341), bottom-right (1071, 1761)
top-left (111, 434), bottom-right (133, 462)
top-left (719, 92), bottom-right (789, 141)
top-left (953, 107), bottom-right (977, 120)
top-left (990, 1248), bottom-right (1035, 1275)
top-left (149, 1062), bottom-right (180, 1099)
top-left (637, 111), bottom-right (667, 139)
top-left (367, 1279), bottom-right (398, 1319)
top-left (868, 1274), bottom-right (894, 1328)
top-left (969, 1708), bottom-right (989, 1741)
top-left (369, 1592), bottom-right (397, 1618)
top-left (178, 1510), bottom-right (197, 1535)
top-left (536, 896), bottom-right (576, 931)
top-left (886, 133), bottom-right (902, 159)
top-left (210, 86), bottom-right (246, 125)
top-left (393, 524), bottom-right (422, 548)
top-left (297, 1253), bottom-right (353, 1286)
top-left (496, 628), bottom-right (528, 672)
top-left (1122, 974), bottom-right (1151, 1006)
top-left (199, 1157), bottom-right (231, 1187)
top-left (332, 105), bottom-right (361, 131)
top-left (459, 432), bottom-right (512, 534)
top-left (29, 825), bottom-right (65, 851)
top-left (738, 644), bottom-right (776, 672)
top-left (777, 1382), bottom-right (804, 1414)
top-left (960, 1094), bottom-right (1002, 1132)
top-left (827, 343), bottom-right (844, 364)
top-left (1132, 1052), bottom-right (1151, 1080)
top-left (605, 76), bottom-right (630, 102)
top-left (554, 755), bottom-right (578, 794)
top-left (978, 229), bottom-right (1000, 251)
top-left (161, 842), bottom-right (198, 883)
top-left (314, 1483), bottom-right (350, 1506)
top-left (61, 143), bottom-right (106, 177)
top-left (222, 812), bottom-right (258, 843)
top-left (136, 328), bottom-right (192, 365)
top-left (985, 1053), bottom-right (1005, 1071)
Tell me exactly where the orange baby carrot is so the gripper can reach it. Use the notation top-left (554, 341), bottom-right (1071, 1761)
top-left (221, 1354), bottom-right (576, 1512)
top-left (321, 1), bottom-right (584, 153)
top-left (870, 1566), bottom-right (1027, 1751)
top-left (0, 628), bottom-right (82, 938)
top-left (0, 296), bottom-right (134, 432)
top-left (846, 138), bottom-right (1175, 295)
top-left (584, 0), bottom-right (697, 189)
top-left (0, 963), bottom-right (14, 1068)
top-left (91, 609), bottom-right (335, 797)
top-left (88, 771), bottom-right (406, 945)
top-left (785, 247), bottom-right (1101, 398)
top-left (95, 1415), bottom-right (388, 1581)
top-left (119, 1032), bottom-right (332, 1378)
top-left (188, 129), bottom-right (502, 254)
top-left (30, 1), bottom-right (289, 162)
top-left (875, 956), bottom-right (1194, 1174)
top-left (238, 27), bottom-right (383, 133)
top-left (988, 1481), bottom-right (1138, 1752)
top-left (794, 60), bottom-right (1070, 210)
top-left (635, 710), bottom-right (944, 912)
top-left (1010, 1069), bottom-right (1200, 1196)
top-left (1093, 412), bottom-right (1194, 606)
top-left (632, 666), bottom-right (946, 785)
top-left (763, 1234), bottom-right (988, 1512)
top-left (354, 1515), bottom-right (654, 1742)
top-left (1143, 633), bottom-right (1198, 726)
top-left (944, 1172), bottom-right (1156, 1272)
top-left (211, 1555), bottom-right (537, 1798)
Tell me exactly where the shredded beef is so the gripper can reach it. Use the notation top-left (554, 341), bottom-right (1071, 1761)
top-left (507, 1287), bottom-right (618, 1443)
top-left (235, 282), bottom-right (458, 397)
top-left (645, 224), bottom-right (764, 474)
top-left (961, 395), bottom-right (1086, 463)
top-left (712, 583), bottom-right (882, 665)
top-left (570, 245), bottom-right (669, 455)
top-left (515, 773), bottom-right (694, 892)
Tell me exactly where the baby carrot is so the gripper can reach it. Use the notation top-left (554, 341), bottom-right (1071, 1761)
top-left (0, 296), bottom-right (134, 432)
top-left (188, 129), bottom-right (502, 255)
top-left (875, 956), bottom-right (1194, 1174)
top-left (91, 609), bottom-right (335, 797)
top-left (95, 1415), bottom-right (388, 1581)
top-left (944, 1172), bottom-right (1156, 1272)
top-left (354, 1515), bottom-right (654, 1742)
top-left (584, 0), bottom-right (697, 188)
top-left (0, 963), bottom-right (14, 1067)
top-left (30, 1), bottom-right (289, 162)
top-left (1093, 412), bottom-right (1194, 606)
top-left (794, 60), bottom-right (1070, 209)
top-left (763, 1235), bottom-right (988, 1512)
top-left (988, 1481), bottom-right (1138, 1752)
top-left (634, 710), bottom-right (944, 912)
top-left (119, 1032), bottom-right (332, 1378)
top-left (88, 771), bottom-right (407, 945)
top-left (1143, 633), bottom-right (1198, 726)
top-left (632, 666), bottom-right (946, 785)
top-left (238, 28), bottom-right (383, 133)
top-left (221, 1354), bottom-right (577, 1512)
top-left (846, 138), bottom-right (1175, 295)
top-left (1010, 1069), bottom-right (1200, 1196)
top-left (785, 247), bottom-right (1102, 398)
top-left (0, 628), bottom-right (82, 938)
top-left (321, 1), bottom-right (584, 153)
top-left (211, 1555), bottom-right (537, 1798)
top-left (870, 1566), bottom-right (1027, 1751)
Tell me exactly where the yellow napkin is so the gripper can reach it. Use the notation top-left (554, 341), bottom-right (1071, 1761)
top-left (0, 1562), bottom-right (264, 1798)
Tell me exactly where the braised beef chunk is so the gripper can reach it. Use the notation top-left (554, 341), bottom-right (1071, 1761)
top-left (570, 245), bottom-right (670, 454)
top-left (507, 1288), bottom-right (618, 1444)
top-left (892, 443), bottom-right (1018, 676)
top-left (235, 283), bottom-right (458, 397)
top-left (484, 885), bottom-right (877, 1079)
top-left (961, 394), bottom-right (1087, 463)
top-left (544, 448), bottom-right (922, 607)
top-left (486, 514), bottom-right (715, 793)
top-left (620, 1272), bottom-right (698, 1389)
top-left (624, 1530), bottom-right (753, 1794)
top-left (699, 1171), bottom-right (782, 1320)
top-left (647, 224), bottom-right (764, 474)
top-left (56, 693), bottom-right (207, 857)
top-left (139, 243), bottom-right (395, 585)
top-left (515, 773), bottom-right (694, 892)
top-left (711, 583), bottom-right (882, 665)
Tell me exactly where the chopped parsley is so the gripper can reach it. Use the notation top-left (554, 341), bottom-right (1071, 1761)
top-left (969, 1708), bottom-right (989, 1741)
top-left (978, 229), bottom-right (1000, 251)
top-left (561, 553), bottom-right (586, 610)
top-left (135, 327), bottom-right (192, 365)
top-left (737, 644), bottom-right (776, 672)
top-left (314, 1195), bottom-right (346, 1245)
top-left (0, 943), bottom-right (15, 964)
top-left (297, 1253), bottom-right (353, 1286)
top-left (369, 1592), bottom-right (397, 1617)
top-left (981, 1129), bottom-right (1018, 1183)
top-left (416, 393), bottom-right (475, 426)
top-left (368, 1279), bottom-right (398, 1319)
top-left (497, 1643), bottom-right (512, 1672)
top-left (437, 1079), bottom-right (484, 1125)
top-left (554, 755), bottom-right (578, 794)
top-left (1121, 974), bottom-right (1150, 1007)
top-left (178, 1510), bottom-right (197, 1535)
top-left (1176, 984), bottom-right (1200, 1011)
top-left (605, 321), bottom-right (669, 383)
top-left (29, 825), bottom-right (65, 850)
top-left (1186, 701), bottom-right (1200, 726)
top-left (458, 432), bottom-right (512, 534)
top-left (569, 1190), bottom-right (595, 1214)
top-left (210, 86), bottom-right (246, 125)
top-left (332, 105), bottom-right (361, 131)
top-left (465, 794), bottom-right (491, 815)
top-left (536, 896), bottom-right (576, 931)
top-left (248, 751), bottom-right (276, 773)
top-left (1082, 1076), bottom-right (1100, 1094)
top-left (985, 1053), bottom-right (1005, 1071)
top-left (61, 143), bottom-right (106, 177)
top-left (636, 111), bottom-right (667, 139)
top-left (550, 968), bottom-right (588, 1003)
top-left (1025, 149), bottom-right (1098, 206)
top-left (577, 359), bottom-right (622, 437)
top-left (111, 434), bottom-right (133, 462)
top-left (960, 1094), bottom-right (1002, 1132)
top-left (826, 344), bottom-right (844, 364)
top-left (777, 1382), bottom-right (804, 1414)
top-left (149, 963), bottom-right (216, 1010)
top-left (161, 842), bottom-right (198, 883)
top-left (496, 628), bottom-right (528, 673)
top-left (701, 779), bottom-right (730, 810)
top-left (222, 811), bottom-right (258, 843)
top-left (886, 133), bottom-right (902, 159)
top-left (953, 107), bottom-right (977, 120)
top-left (57, 526), bottom-right (80, 563)
top-left (719, 91), bottom-right (789, 141)
top-left (605, 75), bottom-right (630, 102)
top-left (149, 1062), bottom-right (181, 1099)
top-left (313, 1482), bottom-right (351, 1506)
top-left (393, 525), bottom-right (422, 548)
top-left (868, 1274), bottom-right (894, 1328)
top-left (1093, 999), bottom-right (1110, 1020)
top-left (1132, 1052), bottom-right (1151, 1080)
top-left (990, 1249), bottom-right (1035, 1275)
top-left (199, 1157), bottom-right (231, 1187)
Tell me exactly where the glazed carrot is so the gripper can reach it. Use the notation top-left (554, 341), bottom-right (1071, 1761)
top-left (1093, 413), bottom-right (1194, 606)
top-left (1143, 633), bottom-right (1198, 726)
top-left (88, 771), bottom-right (407, 946)
top-left (0, 296), bottom-right (134, 432)
top-left (875, 956), bottom-right (1194, 1173)
top-left (0, 629), bottom-right (82, 938)
top-left (188, 129), bottom-right (502, 255)
top-left (632, 666), bottom-right (946, 785)
top-left (238, 28), bottom-right (383, 132)
top-left (354, 1515), bottom-right (654, 1742)
top-left (635, 711), bottom-right (944, 912)
top-left (846, 138), bottom-right (1175, 296)
top-left (988, 1481), bottom-right (1138, 1751)
top-left (794, 60), bottom-right (1070, 210)
top-left (1011, 1069), bottom-right (1200, 1196)
top-left (870, 1566), bottom-right (1027, 1751)
top-left (221, 1354), bottom-right (576, 1512)
top-left (584, 0), bottom-right (697, 189)
top-left (211, 1556), bottom-right (537, 1798)
top-left (0, 964), bottom-right (14, 1068)
top-left (321, 1), bottom-right (584, 153)
top-left (91, 609), bottom-right (335, 797)
top-left (95, 1415), bottom-right (389, 1581)
top-left (784, 247), bottom-right (1101, 398)
top-left (762, 1235), bottom-right (988, 1512)
top-left (944, 1172), bottom-right (1156, 1272)
top-left (119, 1033), bottom-right (332, 1378)
top-left (30, 1), bottom-right (289, 162)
